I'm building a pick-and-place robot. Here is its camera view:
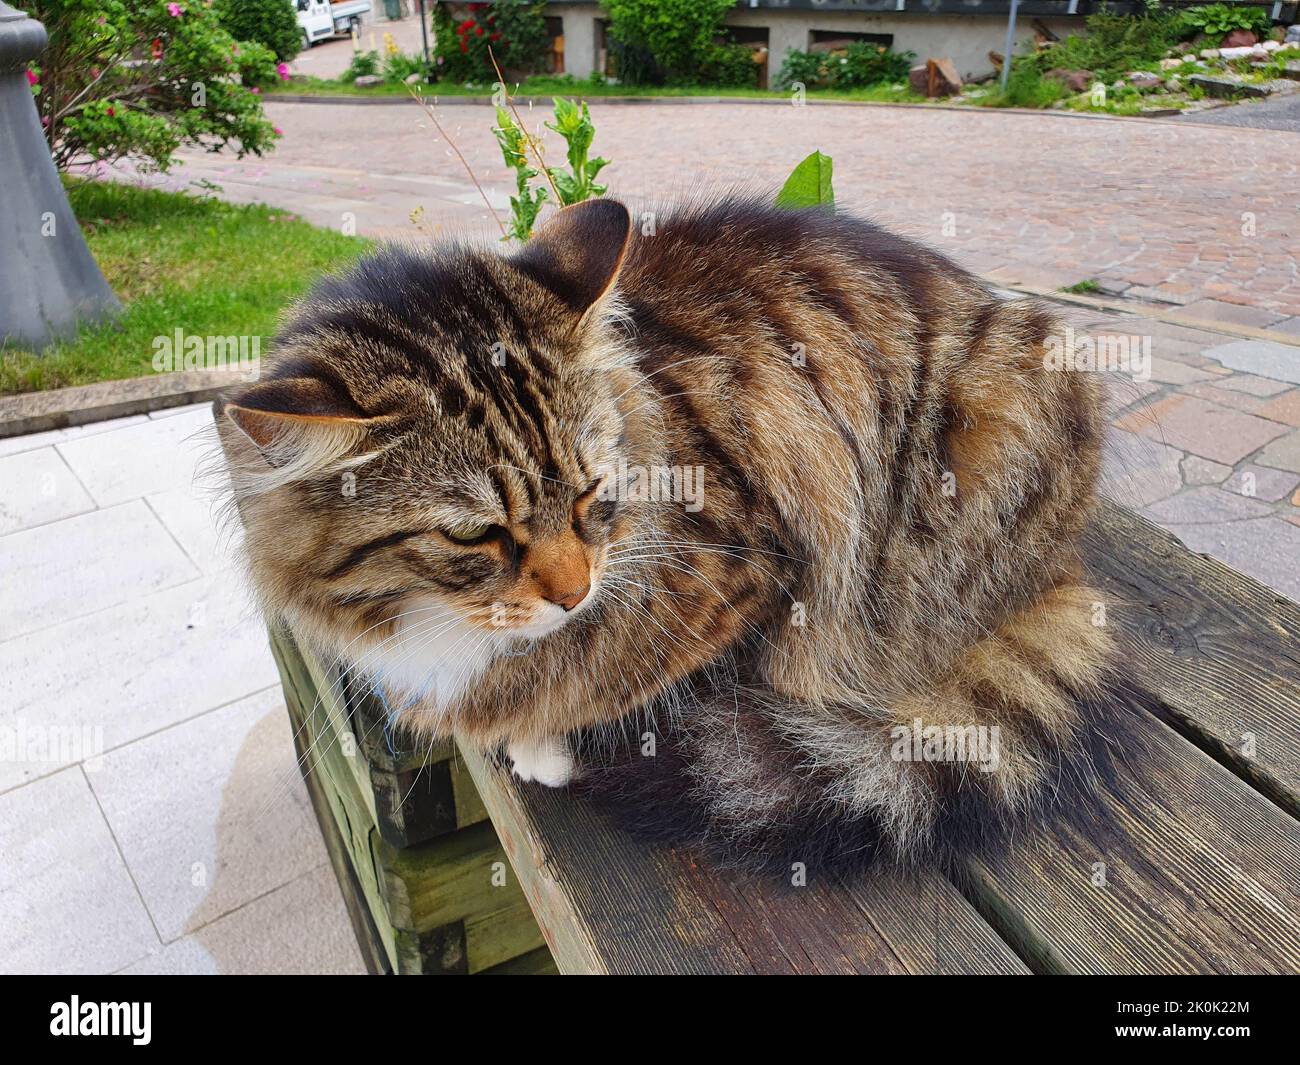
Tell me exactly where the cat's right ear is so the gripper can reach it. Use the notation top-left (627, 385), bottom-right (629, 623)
top-left (511, 199), bottom-right (632, 325)
top-left (223, 376), bottom-right (375, 473)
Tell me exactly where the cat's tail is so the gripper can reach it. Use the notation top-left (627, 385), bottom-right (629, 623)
top-left (578, 580), bottom-right (1119, 873)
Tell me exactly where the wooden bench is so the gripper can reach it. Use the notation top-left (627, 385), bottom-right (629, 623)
top-left (271, 498), bottom-right (1300, 975)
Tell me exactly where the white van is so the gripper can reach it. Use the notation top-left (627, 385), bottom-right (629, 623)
top-left (296, 0), bottom-right (372, 48)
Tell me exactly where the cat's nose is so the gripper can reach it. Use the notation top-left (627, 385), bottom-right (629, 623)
top-left (545, 581), bottom-right (590, 612)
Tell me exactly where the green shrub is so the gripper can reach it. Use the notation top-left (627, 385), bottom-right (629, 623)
top-left (776, 44), bottom-right (914, 91)
top-left (1182, 4), bottom-right (1272, 43)
top-left (601, 0), bottom-right (736, 84)
top-left (698, 42), bottom-right (759, 88)
top-left (24, 0), bottom-right (279, 173)
top-left (986, 64), bottom-right (1072, 108)
top-left (340, 49), bottom-right (380, 81)
top-left (432, 0), bottom-right (547, 83)
top-left (213, 0), bottom-right (302, 62)
top-left (383, 50), bottom-right (429, 84)
top-left (1022, 12), bottom-right (1186, 83)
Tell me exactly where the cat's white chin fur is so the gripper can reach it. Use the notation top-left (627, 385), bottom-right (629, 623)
top-left (508, 736), bottom-right (575, 788)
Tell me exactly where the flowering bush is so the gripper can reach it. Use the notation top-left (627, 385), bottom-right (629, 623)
top-left (432, 0), bottom-right (547, 83)
top-left (24, 0), bottom-right (279, 172)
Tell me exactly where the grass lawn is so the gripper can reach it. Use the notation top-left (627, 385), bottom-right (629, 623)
top-left (273, 73), bottom-right (923, 105)
top-left (0, 179), bottom-right (370, 395)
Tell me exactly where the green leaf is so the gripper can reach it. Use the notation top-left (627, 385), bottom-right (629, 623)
top-left (775, 151), bottom-right (835, 211)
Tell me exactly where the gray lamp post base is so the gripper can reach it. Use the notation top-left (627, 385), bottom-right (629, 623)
top-left (0, 1), bottom-right (119, 352)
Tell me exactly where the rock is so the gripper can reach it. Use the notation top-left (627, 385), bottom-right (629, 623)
top-left (1175, 41), bottom-right (1194, 55)
top-left (1200, 48), bottom-right (1221, 60)
top-left (354, 74), bottom-right (383, 88)
top-left (1128, 70), bottom-right (1162, 88)
top-left (1160, 57), bottom-right (1184, 70)
top-left (1218, 45), bottom-right (1256, 60)
top-left (1263, 39), bottom-right (1283, 52)
top-left (1221, 29), bottom-right (1258, 48)
top-left (1279, 62), bottom-right (1300, 82)
top-left (1188, 73), bottom-right (1277, 98)
top-left (908, 56), bottom-right (962, 97)
top-left (1167, 76), bottom-right (1182, 92)
top-left (403, 72), bottom-right (423, 85)
top-left (1044, 67), bottom-right (1094, 92)
top-left (1288, 24), bottom-right (1300, 44)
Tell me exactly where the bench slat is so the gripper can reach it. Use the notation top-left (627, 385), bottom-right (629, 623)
top-left (965, 691), bottom-right (1300, 973)
top-left (458, 744), bottom-right (1029, 974)
top-left (1084, 499), bottom-right (1300, 816)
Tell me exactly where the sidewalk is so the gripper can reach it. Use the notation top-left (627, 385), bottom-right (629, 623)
top-left (0, 406), bottom-right (364, 974)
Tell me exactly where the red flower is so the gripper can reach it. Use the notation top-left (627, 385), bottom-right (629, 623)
top-left (475, 26), bottom-right (483, 37)
top-left (489, 31), bottom-right (500, 41)
top-left (151, 38), bottom-right (163, 60)
top-left (459, 39), bottom-right (468, 53)
top-left (106, 105), bottom-right (116, 116)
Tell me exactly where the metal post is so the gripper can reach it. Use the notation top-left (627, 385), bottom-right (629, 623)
top-left (418, 0), bottom-right (430, 67)
top-left (999, 0), bottom-right (1020, 93)
top-left (0, 2), bottom-right (118, 350)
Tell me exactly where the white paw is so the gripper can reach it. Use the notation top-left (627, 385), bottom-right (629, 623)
top-left (507, 736), bottom-right (575, 788)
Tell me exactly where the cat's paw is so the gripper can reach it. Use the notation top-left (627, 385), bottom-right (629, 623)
top-left (507, 736), bottom-right (575, 788)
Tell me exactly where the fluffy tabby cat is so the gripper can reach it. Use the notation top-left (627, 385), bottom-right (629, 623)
top-left (218, 196), bottom-right (1113, 870)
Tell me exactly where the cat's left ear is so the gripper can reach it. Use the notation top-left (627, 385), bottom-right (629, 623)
top-left (512, 199), bottom-right (632, 324)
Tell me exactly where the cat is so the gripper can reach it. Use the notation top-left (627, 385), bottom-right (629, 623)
top-left (217, 195), bottom-right (1113, 870)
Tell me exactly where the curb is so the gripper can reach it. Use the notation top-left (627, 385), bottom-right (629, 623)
top-left (0, 369), bottom-right (249, 440)
top-left (264, 91), bottom-right (1186, 124)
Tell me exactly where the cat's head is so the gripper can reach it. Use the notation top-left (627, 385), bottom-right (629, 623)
top-left (218, 200), bottom-right (649, 687)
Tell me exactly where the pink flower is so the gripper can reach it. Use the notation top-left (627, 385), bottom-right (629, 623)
top-left (24, 68), bottom-right (37, 86)
top-left (272, 126), bottom-right (283, 136)
top-left (276, 62), bottom-right (290, 81)
top-left (250, 86), bottom-right (261, 94)
top-left (167, 3), bottom-right (182, 16)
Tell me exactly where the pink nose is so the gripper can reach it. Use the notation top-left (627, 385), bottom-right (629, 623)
top-left (545, 581), bottom-right (590, 611)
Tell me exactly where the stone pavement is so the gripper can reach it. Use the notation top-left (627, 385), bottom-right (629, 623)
top-left (0, 406), bottom-right (364, 974)
top-left (124, 98), bottom-right (1300, 317)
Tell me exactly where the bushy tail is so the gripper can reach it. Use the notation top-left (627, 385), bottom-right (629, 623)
top-left (578, 581), bottom-right (1118, 873)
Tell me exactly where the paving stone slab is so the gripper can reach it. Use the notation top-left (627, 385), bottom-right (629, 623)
top-left (0, 500), bottom-right (198, 640)
top-left (1141, 485), bottom-right (1275, 525)
top-left (1172, 515), bottom-right (1300, 601)
top-left (0, 575), bottom-right (278, 792)
top-left (117, 865), bottom-right (364, 975)
top-left (1259, 390), bottom-right (1300, 428)
top-left (1181, 455), bottom-right (1233, 486)
top-left (0, 447), bottom-right (95, 535)
top-left (1222, 465), bottom-right (1300, 503)
top-left (1200, 339), bottom-right (1300, 385)
top-left (0, 770), bottom-right (159, 974)
top-left (87, 687), bottom-right (322, 943)
top-left (1255, 430), bottom-right (1300, 474)
top-left (1115, 394), bottom-right (1289, 465)
top-left (1101, 429), bottom-right (1184, 508)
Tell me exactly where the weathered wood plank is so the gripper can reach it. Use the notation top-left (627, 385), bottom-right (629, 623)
top-left (964, 685), bottom-right (1300, 974)
top-left (1084, 499), bottom-right (1300, 816)
top-left (457, 742), bottom-right (1028, 974)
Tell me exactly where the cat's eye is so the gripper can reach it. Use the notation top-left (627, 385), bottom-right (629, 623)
top-left (442, 522), bottom-right (494, 545)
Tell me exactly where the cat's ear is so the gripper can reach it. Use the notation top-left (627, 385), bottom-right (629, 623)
top-left (512, 199), bottom-right (632, 322)
top-left (223, 376), bottom-right (374, 472)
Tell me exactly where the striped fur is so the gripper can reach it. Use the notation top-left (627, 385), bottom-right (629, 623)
top-left (217, 195), bottom-right (1113, 871)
